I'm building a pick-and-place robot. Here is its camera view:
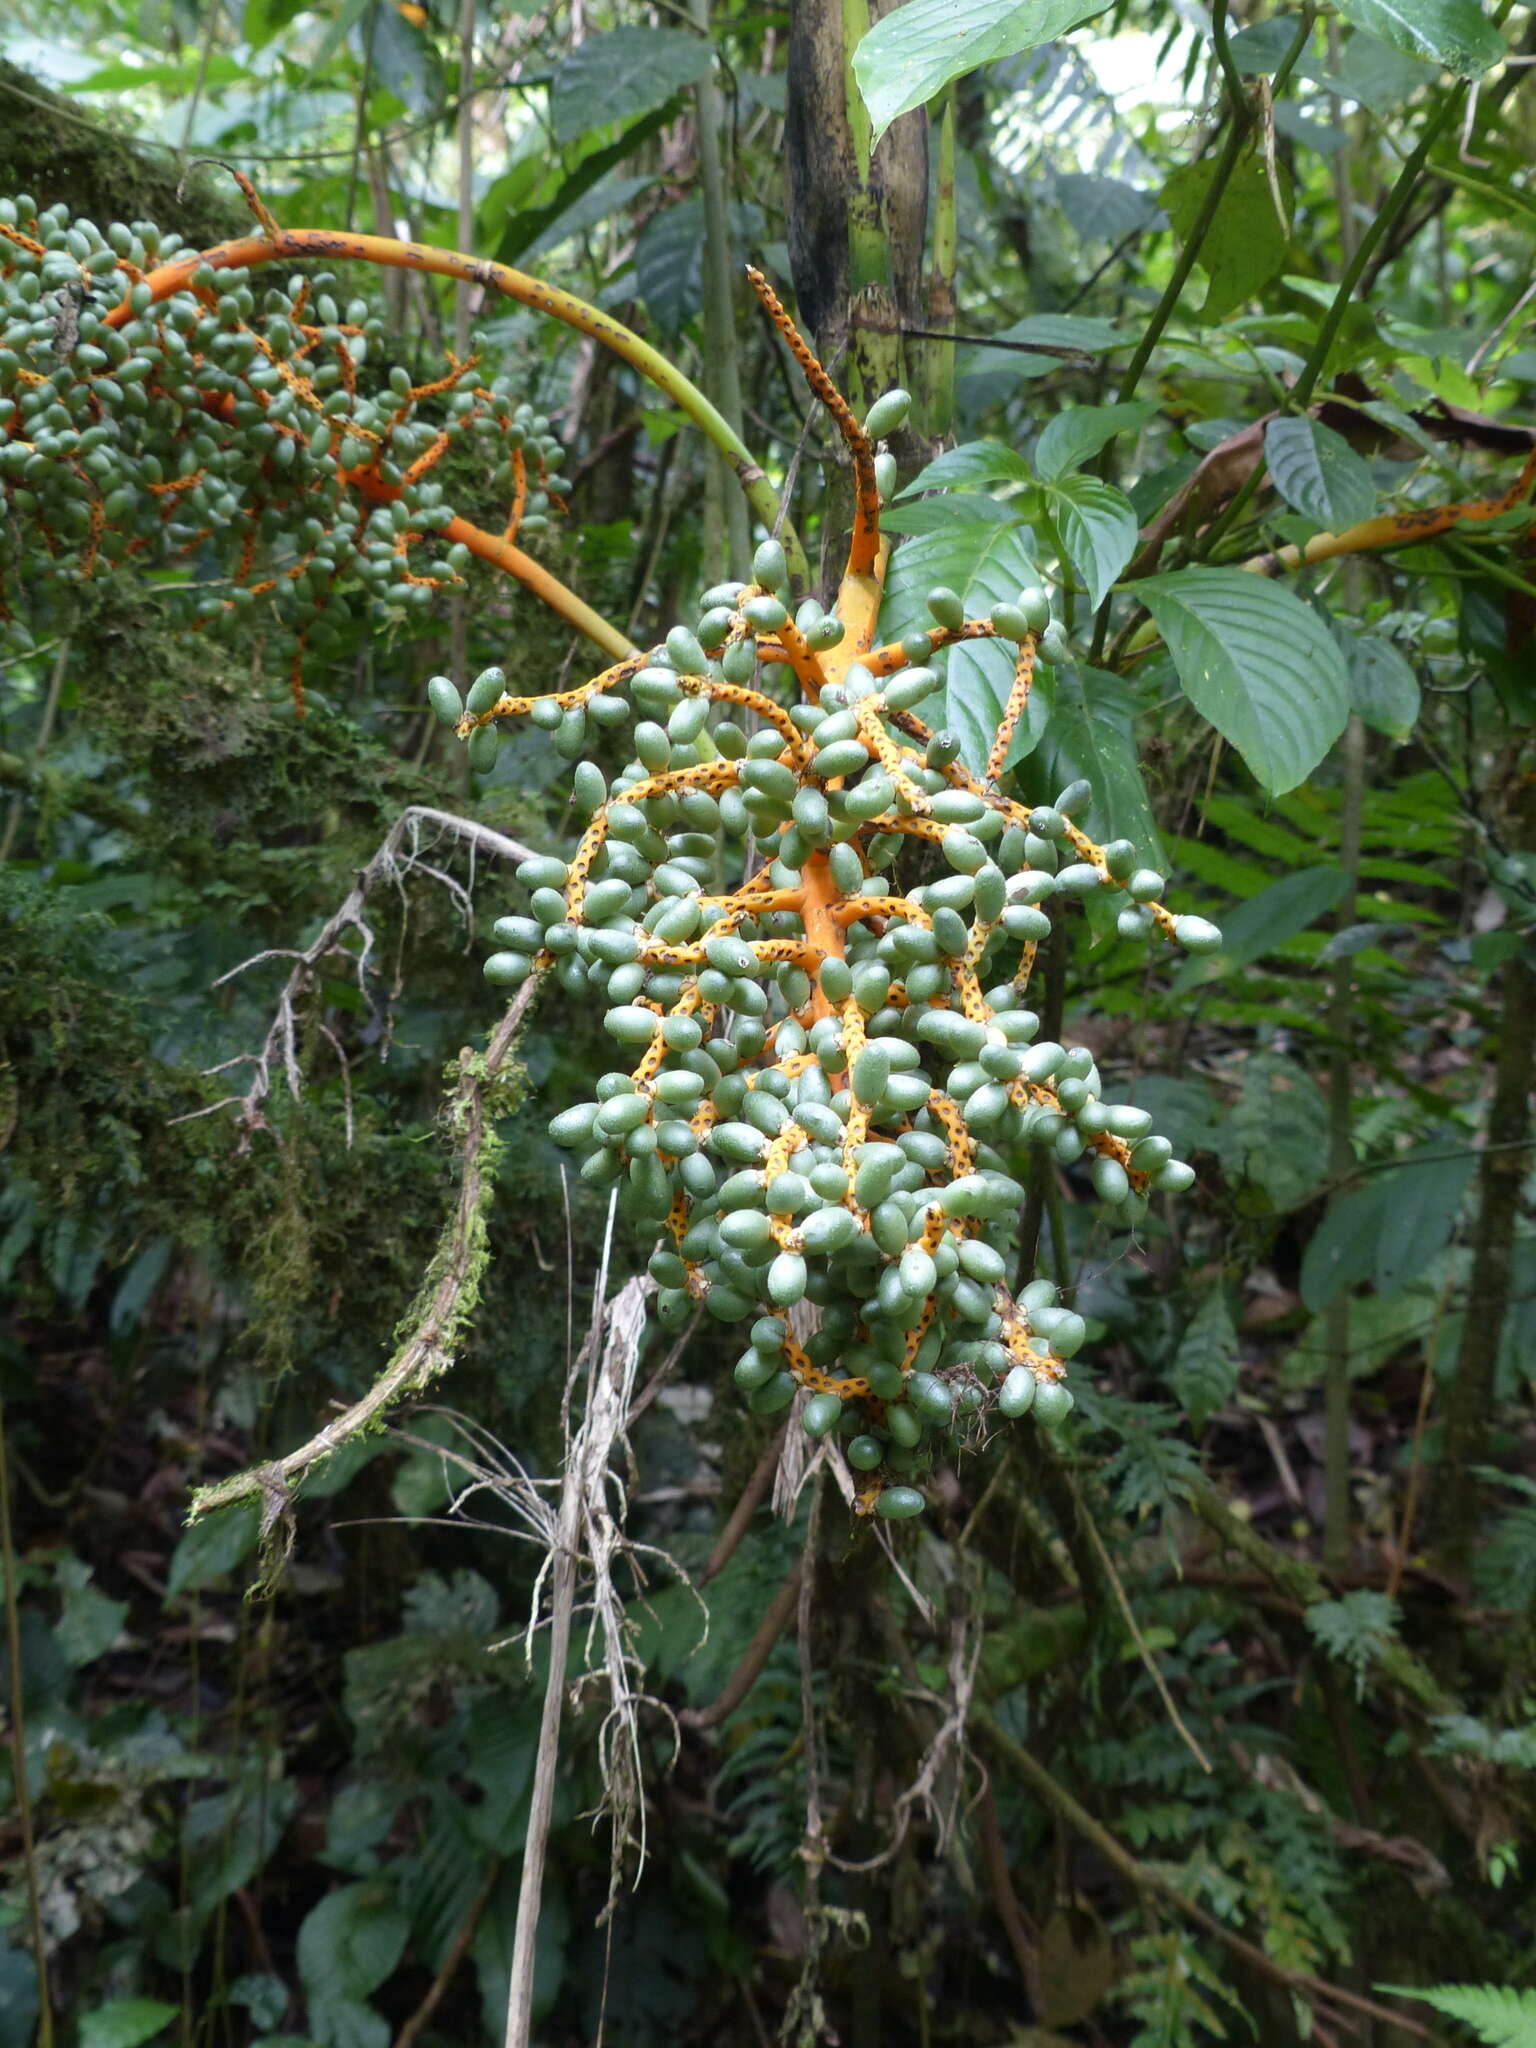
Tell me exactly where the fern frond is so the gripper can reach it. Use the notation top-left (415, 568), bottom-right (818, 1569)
top-left (1382, 1984), bottom-right (1536, 2048)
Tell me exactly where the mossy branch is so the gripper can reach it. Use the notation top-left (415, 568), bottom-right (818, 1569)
top-left (1186, 1477), bottom-right (1458, 1718)
top-left (188, 970), bottom-right (544, 1527)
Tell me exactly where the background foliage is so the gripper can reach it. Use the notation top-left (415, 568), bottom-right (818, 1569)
top-left (1, 0), bottom-right (1534, 2041)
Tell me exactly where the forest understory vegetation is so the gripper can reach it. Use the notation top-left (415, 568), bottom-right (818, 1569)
top-left (1, 6), bottom-right (1535, 2047)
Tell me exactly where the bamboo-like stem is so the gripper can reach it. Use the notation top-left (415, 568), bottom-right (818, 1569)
top-left (118, 227), bottom-right (806, 584)
top-left (692, 0), bottom-right (752, 580)
top-left (915, 87), bottom-right (957, 439)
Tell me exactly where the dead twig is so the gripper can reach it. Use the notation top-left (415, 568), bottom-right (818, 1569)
top-left (173, 804), bottom-right (536, 1140)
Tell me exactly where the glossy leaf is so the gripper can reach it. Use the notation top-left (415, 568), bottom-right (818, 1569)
top-left (1031, 665), bottom-right (1164, 865)
top-left (1036, 401), bottom-right (1157, 483)
top-left (1045, 475), bottom-right (1138, 608)
top-left (550, 27), bottom-right (714, 145)
top-left (897, 439), bottom-right (1032, 498)
top-left (633, 197), bottom-right (705, 333)
top-left (1346, 633), bottom-right (1421, 738)
top-left (879, 524), bottom-right (1042, 775)
top-left (1135, 571), bottom-right (1349, 793)
top-left (852, 0), bottom-right (1112, 144)
top-left (1333, 0), bottom-right (1503, 74)
top-left (1264, 416), bottom-right (1376, 530)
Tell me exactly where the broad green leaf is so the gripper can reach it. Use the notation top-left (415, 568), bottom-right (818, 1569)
top-left (1036, 402), bottom-right (1157, 483)
top-left (879, 525), bottom-right (1041, 776)
top-left (166, 1503), bottom-right (259, 1596)
top-left (368, 3), bottom-right (438, 117)
top-left (1056, 173), bottom-right (1163, 242)
top-left (1194, 865), bottom-right (1348, 972)
top-left (1334, 0), bottom-right (1503, 73)
top-left (1171, 1290), bottom-right (1240, 1428)
top-left (1134, 571), bottom-right (1349, 793)
top-left (852, 0), bottom-right (1112, 145)
top-left (633, 198), bottom-right (704, 333)
top-left (1225, 1052), bottom-right (1331, 1212)
top-left (897, 440), bottom-right (1032, 497)
top-left (502, 146), bottom-right (660, 265)
top-left (879, 494), bottom-right (1023, 538)
top-left (1332, 28), bottom-right (1438, 108)
top-left (1030, 666), bottom-right (1164, 866)
top-left (550, 27), bottom-right (714, 145)
top-left (183, 1769), bottom-right (300, 1921)
top-left (1161, 150), bottom-right (1291, 320)
top-left (55, 1558), bottom-right (128, 1668)
top-left (80, 2002), bottom-right (180, 2048)
top-left (958, 314), bottom-right (1125, 385)
top-left (1346, 633), bottom-right (1421, 738)
top-left (1300, 1144), bottom-right (1477, 1309)
top-left (1045, 476), bottom-right (1138, 608)
top-left (1264, 417), bottom-right (1376, 530)
top-left (298, 1882), bottom-right (410, 2007)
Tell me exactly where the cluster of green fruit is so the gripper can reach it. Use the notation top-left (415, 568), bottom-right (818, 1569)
top-left (427, 518), bottom-right (1221, 1518)
top-left (0, 197), bottom-right (565, 691)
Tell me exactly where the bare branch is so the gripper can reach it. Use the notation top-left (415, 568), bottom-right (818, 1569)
top-left (177, 804), bottom-right (538, 1141)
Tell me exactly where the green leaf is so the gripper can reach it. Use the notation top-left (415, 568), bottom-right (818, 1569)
top-left (55, 1558), bottom-right (128, 1668)
top-left (897, 440), bottom-right (1032, 497)
top-left (633, 198), bottom-right (705, 333)
top-left (878, 495), bottom-right (1023, 538)
top-left (1264, 417), bottom-right (1376, 530)
top-left (166, 1504), bottom-right (259, 1597)
top-left (958, 314), bottom-right (1125, 384)
top-left (1031, 667), bottom-right (1164, 866)
top-left (1160, 149), bottom-right (1291, 319)
top-left (1056, 173), bottom-right (1163, 242)
top-left (1306, 1591), bottom-right (1400, 1697)
top-left (80, 2001), bottom-right (180, 2048)
top-left (1225, 1053), bottom-right (1331, 1212)
top-left (1045, 476), bottom-right (1138, 608)
top-left (1334, 0), bottom-right (1503, 73)
top-left (1345, 633), bottom-right (1420, 738)
top-left (499, 140), bottom-right (663, 266)
top-left (550, 27), bottom-right (714, 145)
top-left (299, 1882), bottom-right (409, 2010)
top-left (1193, 864), bottom-right (1348, 973)
top-left (1281, 1280), bottom-right (1442, 1387)
top-left (1381, 1985), bottom-right (1536, 2048)
top-left (368, 4), bottom-right (438, 117)
top-left (1332, 29), bottom-right (1439, 109)
top-left (1300, 1145), bottom-right (1477, 1310)
top-left (852, 0), bottom-right (1112, 145)
top-left (1134, 571), bottom-right (1349, 793)
top-left (1171, 1290), bottom-right (1240, 1428)
top-left (879, 524), bottom-right (1041, 776)
top-left (1036, 402), bottom-right (1157, 483)
top-left (183, 1768), bottom-right (300, 1921)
